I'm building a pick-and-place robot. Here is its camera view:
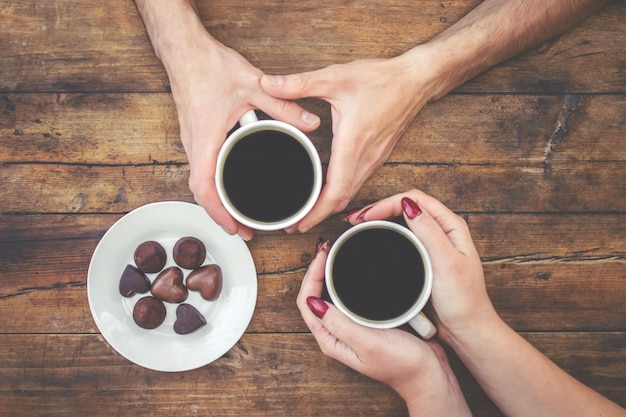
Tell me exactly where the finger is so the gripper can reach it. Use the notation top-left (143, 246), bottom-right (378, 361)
top-left (261, 70), bottom-right (334, 101)
top-left (256, 95), bottom-right (321, 133)
top-left (293, 146), bottom-right (364, 233)
top-left (400, 195), bottom-right (475, 261)
top-left (186, 137), bottom-right (254, 241)
top-left (296, 239), bottom-right (330, 312)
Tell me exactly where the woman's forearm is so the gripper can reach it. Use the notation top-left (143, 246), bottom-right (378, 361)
top-left (446, 315), bottom-right (625, 417)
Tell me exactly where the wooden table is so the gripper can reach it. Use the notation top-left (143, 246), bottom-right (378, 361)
top-left (1, 1), bottom-right (625, 415)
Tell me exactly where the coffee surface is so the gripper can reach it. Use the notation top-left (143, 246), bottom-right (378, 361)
top-left (331, 228), bottom-right (424, 321)
top-left (223, 130), bottom-right (314, 222)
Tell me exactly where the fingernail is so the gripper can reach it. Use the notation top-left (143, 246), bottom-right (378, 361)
top-left (264, 75), bottom-right (283, 87)
top-left (315, 236), bottom-right (324, 253)
top-left (356, 206), bottom-right (373, 221)
top-left (301, 111), bottom-right (320, 126)
top-left (285, 225), bottom-right (298, 234)
top-left (307, 296), bottom-right (329, 319)
top-left (342, 208), bottom-right (360, 221)
top-left (315, 240), bottom-right (330, 258)
top-left (401, 197), bottom-right (422, 219)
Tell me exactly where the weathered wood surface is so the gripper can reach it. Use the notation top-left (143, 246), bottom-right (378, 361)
top-left (0, 0), bottom-right (625, 416)
top-left (1, 1), bottom-right (624, 93)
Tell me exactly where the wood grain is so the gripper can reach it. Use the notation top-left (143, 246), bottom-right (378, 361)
top-left (1, 1), bottom-right (624, 93)
top-left (1, 0), bottom-right (624, 415)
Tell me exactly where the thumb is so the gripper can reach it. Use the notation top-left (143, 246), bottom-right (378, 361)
top-left (306, 297), bottom-right (381, 371)
top-left (400, 197), bottom-right (460, 265)
top-left (261, 71), bottom-right (329, 100)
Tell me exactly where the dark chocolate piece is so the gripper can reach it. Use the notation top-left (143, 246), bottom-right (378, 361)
top-left (150, 266), bottom-right (188, 303)
top-left (173, 237), bottom-right (206, 270)
top-left (186, 264), bottom-right (223, 301)
top-left (119, 264), bottom-right (151, 297)
top-left (173, 303), bottom-right (207, 334)
top-left (133, 296), bottom-right (166, 329)
top-left (133, 240), bottom-right (167, 273)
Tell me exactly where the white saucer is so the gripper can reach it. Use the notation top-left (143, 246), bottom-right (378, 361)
top-left (87, 201), bottom-right (257, 372)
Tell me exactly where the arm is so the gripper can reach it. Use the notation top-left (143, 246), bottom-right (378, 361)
top-left (416, 0), bottom-right (611, 101)
top-left (345, 190), bottom-right (625, 417)
top-left (262, 0), bottom-right (611, 234)
top-left (134, 0), bottom-right (320, 240)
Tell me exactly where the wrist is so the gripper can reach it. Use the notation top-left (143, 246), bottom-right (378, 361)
top-left (136, 0), bottom-right (216, 65)
top-left (440, 310), bottom-right (508, 361)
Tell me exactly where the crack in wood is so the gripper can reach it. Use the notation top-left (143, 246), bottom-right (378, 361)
top-left (543, 94), bottom-right (581, 161)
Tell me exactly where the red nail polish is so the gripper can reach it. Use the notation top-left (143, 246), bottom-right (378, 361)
top-left (401, 197), bottom-right (422, 219)
top-left (342, 209), bottom-right (360, 222)
top-left (315, 236), bottom-right (324, 253)
top-left (307, 296), bottom-right (329, 319)
top-left (315, 240), bottom-right (330, 258)
top-left (356, 206), bottom-right (373, 221)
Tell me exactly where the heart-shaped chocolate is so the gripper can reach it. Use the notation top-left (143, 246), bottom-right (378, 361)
top-left (173, 303), bottom-right (207, 334)
top-left (119, 264), bottom-right (151, 297)
top-left (150, 266), bottom-right (188, 303)
top-left (186, 264), bottom-right (223, 301)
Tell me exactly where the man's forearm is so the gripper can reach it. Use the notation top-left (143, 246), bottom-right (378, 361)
top-left (134, 0), bottom-right (209, 63)
top-left (417, 0), bottom-right (611, 101)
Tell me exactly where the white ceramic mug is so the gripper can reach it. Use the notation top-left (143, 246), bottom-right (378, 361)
top-left (325, 220), bottom-right (437, 339)
top-left (215, 110), bottom-right (323, 231)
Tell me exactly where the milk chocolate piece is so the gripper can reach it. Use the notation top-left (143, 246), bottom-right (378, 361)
top-left (151, 266), bottom-right (188, 303)
top-left (134, 240), bottom-right (167, 273)
top-left (173, 237), bottom-right (206, 269)
top-left (173, 303), bottom-right (207, 334)
top-left (186, 264), bottom-right (223, 301)
top-left (119, 264), bottom-right (151, 297)
top-left (133, 296), bottom-right (166, 329)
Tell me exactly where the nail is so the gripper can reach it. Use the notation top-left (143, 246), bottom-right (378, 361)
top-left (302, 111), bottom-right (320, 126)
top-left (315, 240), bottom-right (330, 258)
top-left (307, 296), bottom-right (329, 319)
top-left (342, 208), bottom-right (360, 222)
top-left (315, 236), bottom-right (324, 253)
top-left (401, 197), bottom-right (422, 219)
top-left (264, 75), bottom-right (283, 87)
top-left (356, 206), bottom-right (373, 221)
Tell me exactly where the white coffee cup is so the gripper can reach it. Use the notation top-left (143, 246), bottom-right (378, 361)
top-left (325, 220), bottom-right (437, 339)
top-left (215, 110), bottom-right (323, 231)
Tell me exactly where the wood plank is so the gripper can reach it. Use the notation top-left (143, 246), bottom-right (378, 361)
top-left (1, 0), bottom-right (624, 93)
top-left (0, 333), bottom-right (623, 416)
top-left (0, 213), bottom-right (623, 333)
top-left (2, 93), bottom-right (625, 165)
top-left (1, 162), bottom-right (624, 214)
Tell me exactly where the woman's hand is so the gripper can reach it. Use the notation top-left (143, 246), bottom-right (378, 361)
top-left (343, 189), bottom-right (499, 344)
top-left (297, 239), bottom-right (471, 416)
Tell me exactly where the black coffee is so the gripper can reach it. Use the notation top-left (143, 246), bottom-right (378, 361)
top-left (223, 130), bottom-right (314, 222)
top-left (331, 228), bottom-right (424, 321)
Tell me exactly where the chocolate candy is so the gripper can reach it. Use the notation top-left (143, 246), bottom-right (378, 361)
top-left (151, 266), bottom-right (188, 303)
top-left (133, 296), bottom-right (166, 329)
top-left (173, 303), bottom-right (207, 334)
top-left (173, 237), bottom-right (206, 269)
top-left (186, 264), bottom-right (223, 301)
top-left (119, 264), bottom-right (151, 297)
top-left (134, 240), bottom-right (167, 273)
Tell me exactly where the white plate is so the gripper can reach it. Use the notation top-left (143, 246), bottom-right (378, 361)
top-left (87, 201), bottom-right (257, 372)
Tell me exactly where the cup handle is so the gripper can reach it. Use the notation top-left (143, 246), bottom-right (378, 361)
top-left (408, 312), bottom-right (437, 340)
top-left (239, 109), bottom-right (258, 126)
